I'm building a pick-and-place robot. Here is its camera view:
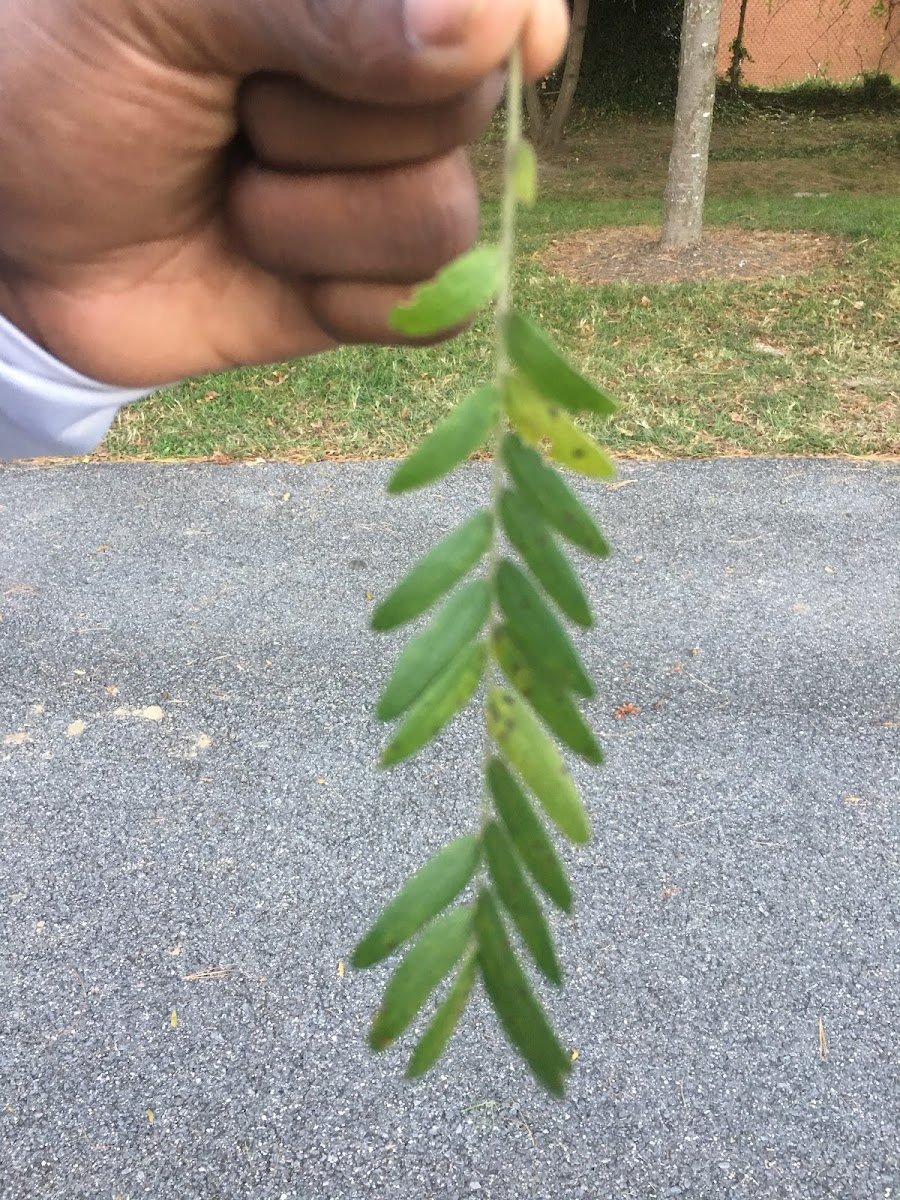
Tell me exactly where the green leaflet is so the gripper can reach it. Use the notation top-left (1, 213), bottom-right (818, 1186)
top-left (512, 140), bottom-right (537, 207)
top-left (505, 375), bottom-right (616, 481)
top-left (504, 310), bottom-right (618, 418)
top-left (389, 245), bottom-right (502, 337)
top-left (499, 488), bottom-right (592, 628)
top-left (487, 757), bottom-right (572, 913)
top-left (372, 511), bottom-right (493, 631)
top-left (352, 834), bottom-right (482, 969)
top-left (475, 890), bottom-right (571, 1096)
top-left (486, 687), bottom-right (591, 845)
top-left (388, 385), bottom-right (501, 495)
top-left (495, 559), bottom-right (594, 698)
top-left (501, 434), bottom-right (610, 559)
top-left (492, 624), bottom-right (604, 765)
top-left (483, 821), bottom-right (561, 986)
top-left (376, 580), bottom-right (491, 721)
top-left (406, 954), bottom-right (477, 1078)
top-left (381, 641), bottom-right (486, 766)
top-left (369, 906), bottom-right (473, 1051)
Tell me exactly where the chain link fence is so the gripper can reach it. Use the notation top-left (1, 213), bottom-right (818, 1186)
top-left (717, 0), bottom-right (900, 86)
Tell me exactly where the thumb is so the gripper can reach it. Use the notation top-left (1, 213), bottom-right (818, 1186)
top-left (136, 0), bottom-right (568, 103)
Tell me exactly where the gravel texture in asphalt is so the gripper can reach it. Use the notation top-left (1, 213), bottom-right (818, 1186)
top-left (1, 457), bottom-right (898, 1200)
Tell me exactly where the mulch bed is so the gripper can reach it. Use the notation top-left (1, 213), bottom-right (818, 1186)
top-left (538, 225), bottom-right (847, 286)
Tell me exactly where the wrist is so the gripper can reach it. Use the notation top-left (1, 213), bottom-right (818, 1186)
top-left (0, 276), bottom-right (132, 388)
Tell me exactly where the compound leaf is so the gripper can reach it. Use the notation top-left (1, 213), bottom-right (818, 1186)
top-left (369, 906), bottom-right (473, 1050)
top-left (366, 61), bottom-right (611, 1097)
top-left (372, 511), bottom-right (492, 631)
top-left (352, 834), bottom-right (482, 969)
top-left (389, 245), bottom-right (502, 337)
top-left (388, 385), bottom-right (501, 495)
top-left (486, 687), bottom-right (591, 845)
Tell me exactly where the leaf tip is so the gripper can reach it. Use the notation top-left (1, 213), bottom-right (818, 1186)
top-left (368, 1029), bottom-right (392, 1053)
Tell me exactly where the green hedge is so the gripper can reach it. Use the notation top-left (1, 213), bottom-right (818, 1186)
top-left (719, 73), bottom-right (900, 115)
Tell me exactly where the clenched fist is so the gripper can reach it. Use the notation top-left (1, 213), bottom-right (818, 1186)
top-left (0, 0), bottom-right (567, 387)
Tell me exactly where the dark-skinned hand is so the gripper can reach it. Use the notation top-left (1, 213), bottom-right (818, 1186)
top-left (0, 0), bottom-right (567, 386)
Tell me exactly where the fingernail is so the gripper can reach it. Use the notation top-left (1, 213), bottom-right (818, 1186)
top-left (403, 0), bottom-right (481, 47)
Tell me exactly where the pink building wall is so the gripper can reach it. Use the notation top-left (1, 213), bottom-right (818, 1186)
top-left (716, 0), bottom-right (900, 86)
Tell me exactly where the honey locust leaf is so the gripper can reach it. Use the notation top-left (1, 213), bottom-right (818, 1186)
top-left (505, 375), bottom-right (616, 480)
top-left (492, 624), bottom-right (603, 765)
top-left (495, 559), bottom-right (594, 698)
top-left (499, 488), bottom-right (592, 627)
top-left (505, 310), bottom-right (618, 418)
top-left (475, 889), bottom-right (570, 1095)
top-left (377, 580), bottom-right (491, 721)
top-left (389, 245), bottom-right (501, 337)
top-left (501, 434), bottom-right (610, 558)
top-left (372, 511), bottom-right (492, 631)
top-left (369, 907), bottom-right (473, 1050)
top-left (381, 641), bottom-right (486, 766)
top-left (352, 834), bottom-right (481, 969)
top-left (388, 385), bottom-right (501, 494)
top-left (512, 139), bottom-right (538, 206)
top-left (406, 955), bottom-right (477, 1078)
top-left (487, 757), bottom-right (572, 912)
top-left (486, 687), bottom-right (591, 845)
top-left (484, 821), bottom-right (561, 985)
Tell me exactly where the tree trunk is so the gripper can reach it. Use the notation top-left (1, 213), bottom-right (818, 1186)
top-left (542, 0), bottom-right (590, 148)
top-left (727, 0), bottom-right (750, 89)
top-left (524, 82), bottom-right (546, 145)
top-left (660, 0), bottom-right (723, 250)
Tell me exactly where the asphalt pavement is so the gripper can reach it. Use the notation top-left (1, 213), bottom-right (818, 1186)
top-left (1, 456), bottom-right (898, 1200)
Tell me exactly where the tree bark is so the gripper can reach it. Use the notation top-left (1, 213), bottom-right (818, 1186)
top-left (542, 0), bottom-right (590, 148)
top-left (660, 0), bottom-right (723, 250)
top-left (524, 82), bottom-right (546, 144)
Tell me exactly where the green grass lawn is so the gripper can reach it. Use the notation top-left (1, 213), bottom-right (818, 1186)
top-left (102, 114), bottom-right (900, 462)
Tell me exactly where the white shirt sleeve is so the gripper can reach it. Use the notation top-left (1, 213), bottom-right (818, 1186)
top-left (0, 311), bottom-right (165, 460)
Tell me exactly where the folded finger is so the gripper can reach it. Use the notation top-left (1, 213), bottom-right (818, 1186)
top-left (228, 149), bottom-right (479, 284)
top-left (239, 71), bottom-right (504, 170)
top-left (305, 278), bottom-right (470, 346)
